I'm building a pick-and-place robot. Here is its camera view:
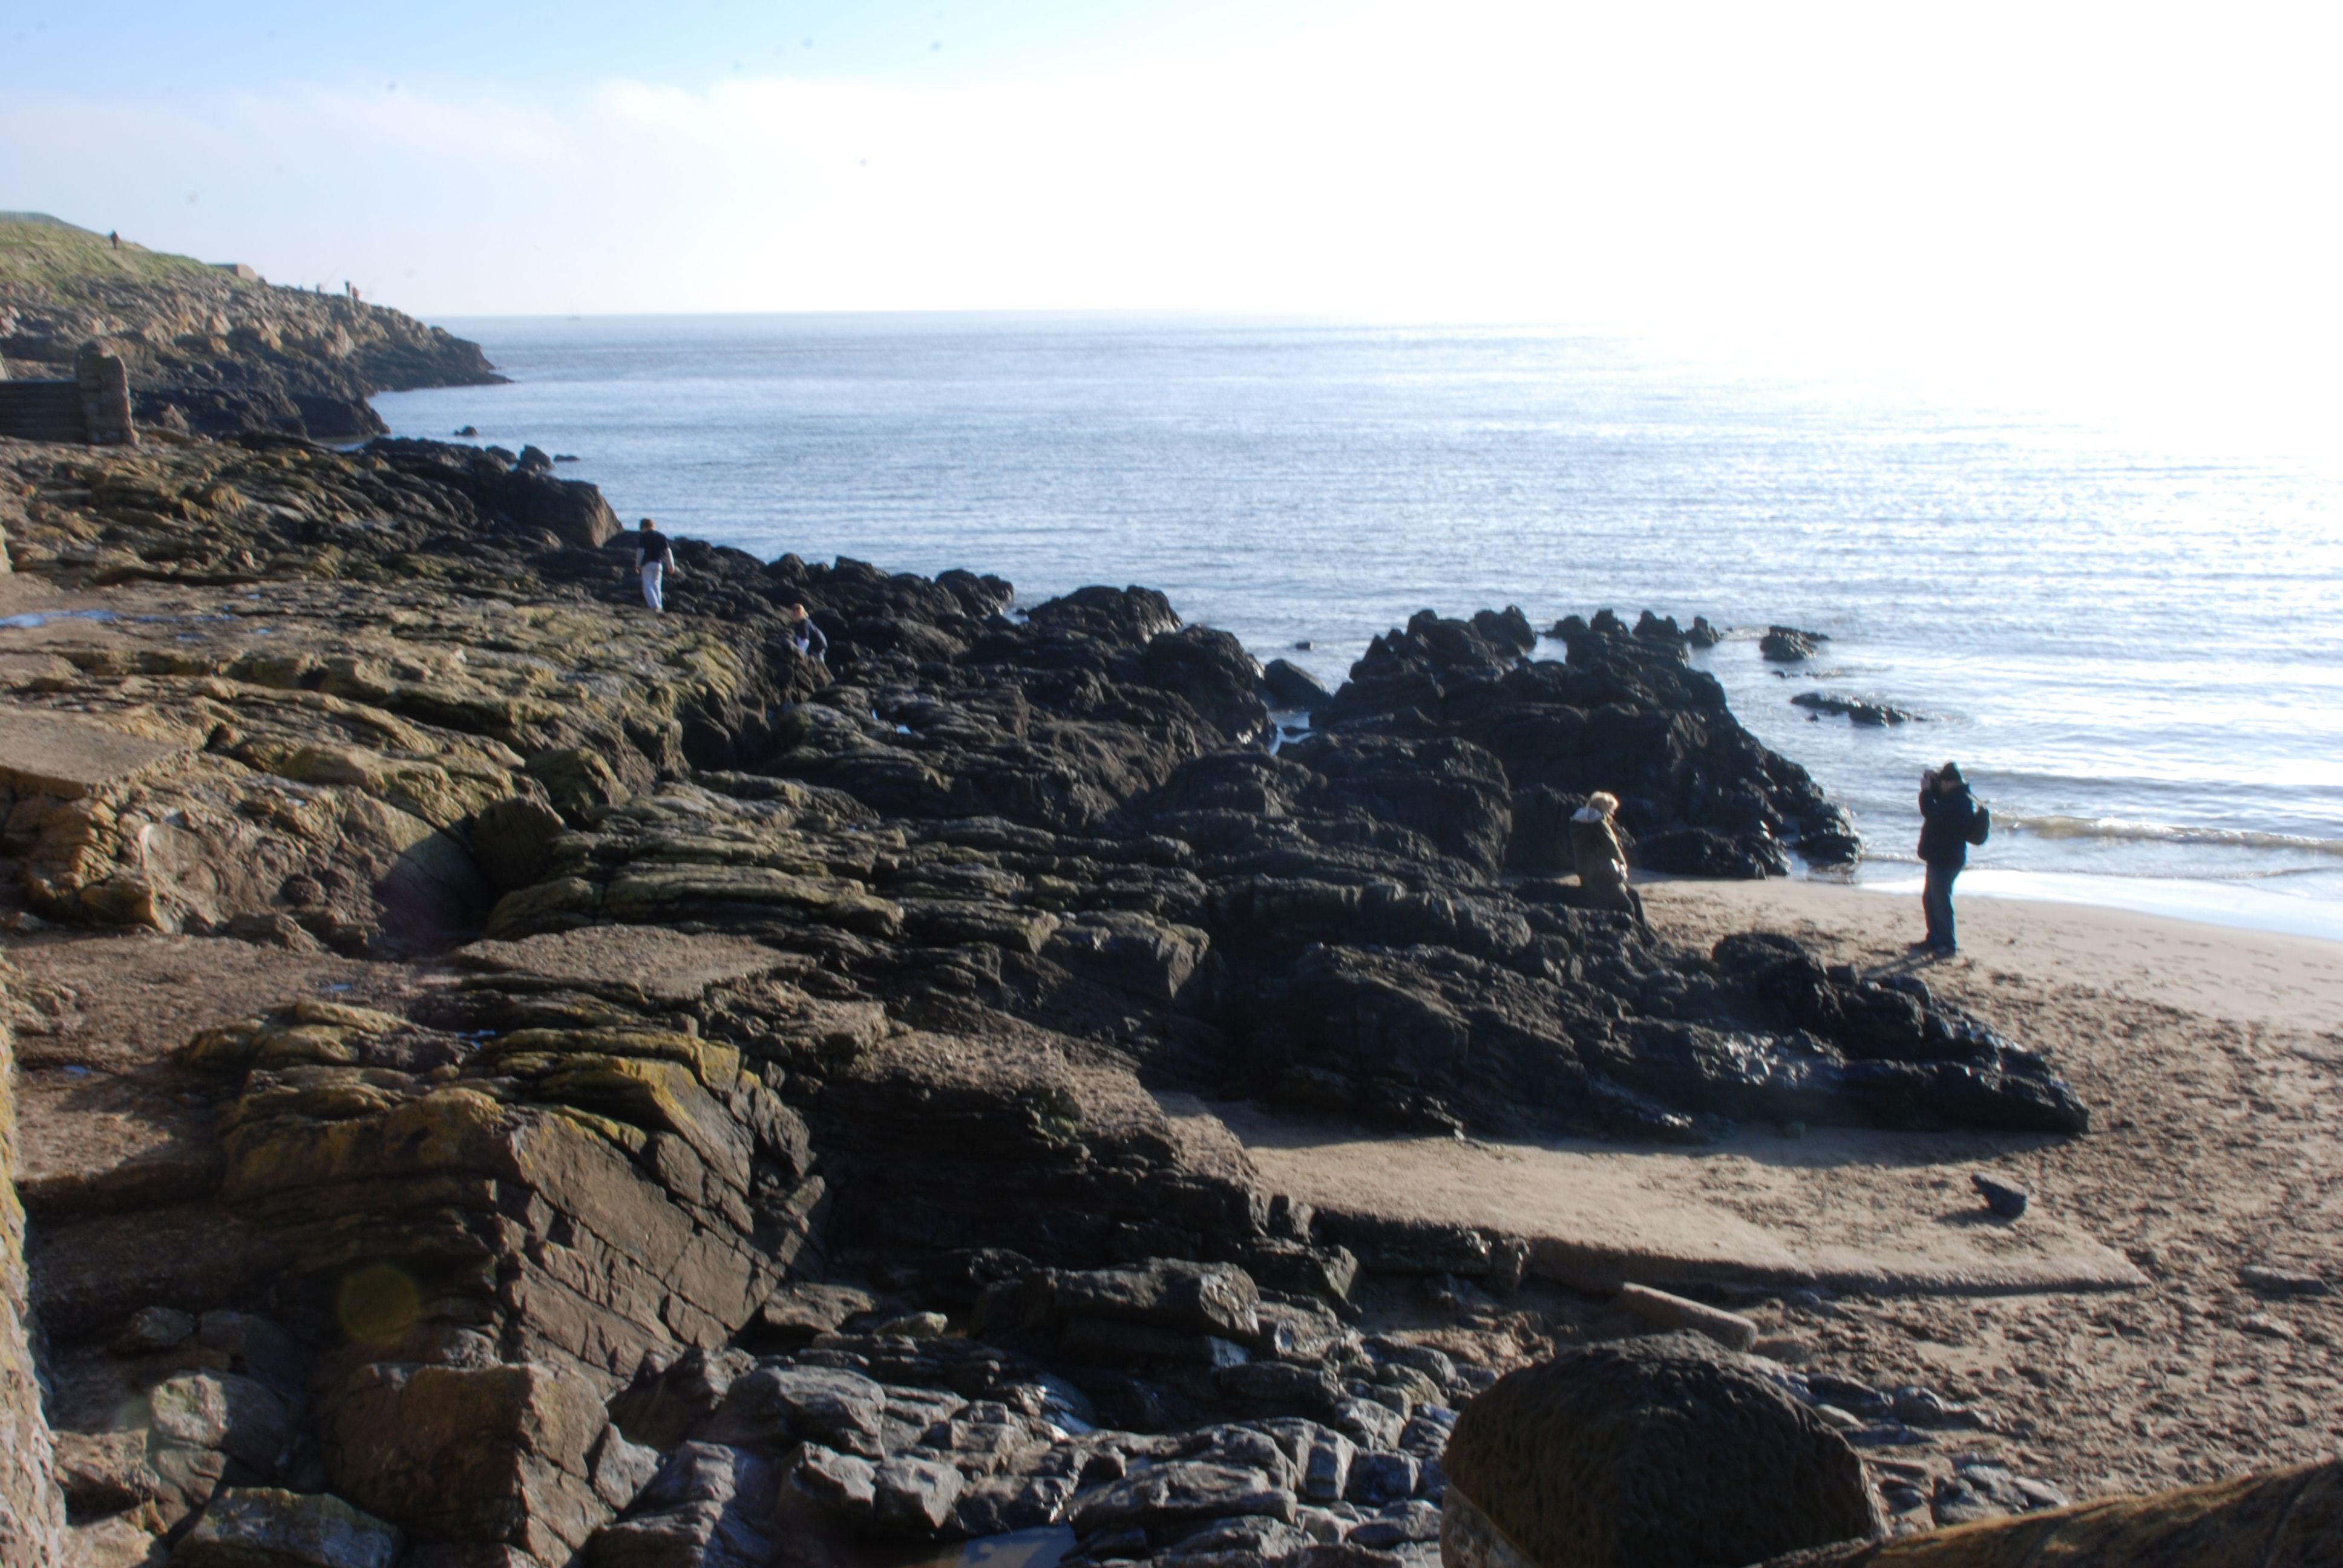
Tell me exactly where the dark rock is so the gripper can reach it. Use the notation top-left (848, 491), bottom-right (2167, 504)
top-left (149, 1373), bottom-right (291, 1474)
top-left (1302, 1428), bottom-right (1355, 1503)
top-left (114, 1307), bottom-right (198, 1354)
top-left (1973, 1173), bottom-right (2030, 1219)
top-left (1264, 659), bottom-right (1334, 711)
top-left (610, 1350), bottom-right (758, 1451)
top-left (1634, 826), bottom-right (1787, 878)
top-left (1469, 607), bottom-right (1537, 654)
top-left (587, 1443), bottom-right (779, 1568)
top-left (1344, 1452), bottom-right (1420, 1508)
top-left (1760, 627), bottom-right (1827, 662)
top-left (1791, 692), bottom-right (1922, 726)
top-left (788, 1445), bottom-right (876, 1526)
top-left (171, 1487), bottom-right (402, 1568)
top-left (1348, 1499), bottom-right (1442, 1548)
top-left (1164, 1512), bottom-right (1308, 1558)
top-left (1069, 1460), bottom-right (1296, 1537)
top-left (951, 1472), bottom-right (1078, 1535)
top-left (1441, 1333), bottom-right (1880, 1568)
top-left (706, 1366), bottom-right (886, 1455)
top-left (198, 1313), bottom-right (307, 1396)
top-left (871, 1455), bottom-right (963, 1538)
top-left (1049, 1259), bottom-right (1262, 1342)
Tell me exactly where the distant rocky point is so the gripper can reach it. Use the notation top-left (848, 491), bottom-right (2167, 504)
top-left (0, 214), bottom-right (500, 440)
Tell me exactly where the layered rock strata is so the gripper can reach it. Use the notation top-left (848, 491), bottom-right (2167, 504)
top-left (0, 431), bottom-right (2095, 1566)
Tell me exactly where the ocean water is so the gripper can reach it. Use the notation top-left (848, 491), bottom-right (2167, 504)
top-left (374, 315), bottom-right (2343, 940)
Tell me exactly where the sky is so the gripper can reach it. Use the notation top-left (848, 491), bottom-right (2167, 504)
top-left (6, 0), bottom-right (2342, 443)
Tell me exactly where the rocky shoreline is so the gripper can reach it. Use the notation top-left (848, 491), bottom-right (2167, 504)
top-left (1, 217), bottom-right (500, 442)
top-left (0, 423), bottom-right (2129, 1567)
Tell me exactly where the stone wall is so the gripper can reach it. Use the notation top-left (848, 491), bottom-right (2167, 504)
top-left (0, 381), bottom-right (88, 444)
top-left (0, 956), bottom-right (70, 1567)
top-left (0, 347), bottom-right (135, 446)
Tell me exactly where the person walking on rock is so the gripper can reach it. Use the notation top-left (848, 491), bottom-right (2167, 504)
top-left (1571, 791), bottom-right (1648, 930)
top-left (786, 603), bottom-right (828, 662)
top-left (632, 517), bottom-right (675, 613)
top-left (1917, 762), bottom-right (1987, 955)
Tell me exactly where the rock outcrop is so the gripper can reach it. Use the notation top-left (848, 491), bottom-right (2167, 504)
top-left (1750, 1455), bottom-right (2341, 1567)
top-left (1, 217), bottom-right (501, 440)
top-left (0, 430), bottom-right (2091, 1567)
top-left (0, 955), bottom-right (70, 1566)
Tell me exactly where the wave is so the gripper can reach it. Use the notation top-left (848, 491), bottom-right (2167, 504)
top-left (2004, 815), bottom-right (2343, 858)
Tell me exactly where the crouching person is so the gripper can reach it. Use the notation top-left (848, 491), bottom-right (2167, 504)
top-left (1571, 791), bottom-right (1649, 931)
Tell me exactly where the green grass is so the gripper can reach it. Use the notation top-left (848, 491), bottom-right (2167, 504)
top-left (0, 219), bottom-right (254, 299)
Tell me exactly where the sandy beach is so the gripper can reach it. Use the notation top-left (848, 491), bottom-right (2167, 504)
top-left (1629, 878), bottom-right (2343, 1500)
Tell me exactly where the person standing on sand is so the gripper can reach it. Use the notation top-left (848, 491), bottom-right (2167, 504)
top-left (1571, 791), bottom-right (1649, 930)
top-left (1917, 762), bottom-right (1985, 954)
top-left (631, 518), bottom-right (675, 613)
top-left (785, 603), bottom-right (828, 663)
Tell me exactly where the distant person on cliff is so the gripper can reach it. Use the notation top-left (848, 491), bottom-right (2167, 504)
top-left (1917, 762), bottom-right (1988, 954)
top-left (786, 603), bottom-right (828, 663)
top-left (1571, 791), bottom-right (1648, 930)
top-left (108, 230), bottom-right (119, 249)
top-left (631, 518), bottom-right (675, 612)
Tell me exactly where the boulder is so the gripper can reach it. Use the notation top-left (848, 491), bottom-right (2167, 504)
top-left (704, 1366), bottom-right (887, 1455)
top-left (755, 1282), bottom-right (877, 1339)
top-left (608, 1350), bottom-right (757, 1451)
top-left (1142, 626), bottom-right (1270, 739)
top-left (1263, 659), bottom-right (1334, 711)
top-left (149, 1373), bottom-right (292, 1474)
top-left (170, 1488), bottom-right (402, 1568)
top-left (585, 1444), bottom-right (777, 1568)
top-left (53, 1429), bottom-right (166, 1516)
top-left (1069, 1460), bottom-right (1297, 1537)
top-left (788, 1445), bottom-right (876, 1526)
top-left (323, 1363), bottom-right (612, 1563)
top-left (1441, 1333), bottom-right (1879, 1568)
top-left (871, 1455), bottom-right (963, 1538)
top-left (1049, 1259), bottom-right (1262, 1342)
top-left (1761, 627), bottom-right (1826, 662)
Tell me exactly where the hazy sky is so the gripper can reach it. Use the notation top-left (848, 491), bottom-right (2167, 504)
top-left (7, 1), bottom-right (2340, 439)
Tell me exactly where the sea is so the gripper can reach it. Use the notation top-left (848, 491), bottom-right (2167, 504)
top-left (374, 315), bottom-right (2343, 942)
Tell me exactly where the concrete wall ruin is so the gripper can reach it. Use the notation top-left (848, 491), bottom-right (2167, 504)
top-left (0, 345), bottom-right (138, 446)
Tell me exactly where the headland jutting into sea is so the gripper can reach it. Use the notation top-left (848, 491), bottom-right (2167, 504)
top-left (2, 217), bottom-right (2336, 1568)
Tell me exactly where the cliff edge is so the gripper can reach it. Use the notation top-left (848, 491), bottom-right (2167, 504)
top-left (0, 215), bottom-right (501, 440)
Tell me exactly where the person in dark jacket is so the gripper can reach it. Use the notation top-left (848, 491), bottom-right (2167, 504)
top-left (785, 603), bottom-right (828, 662)
top-left (632, 518), bottom-right (675, 612)
top-left (1570, 791), bottom-right (1648, 930)
top-left (1916, 762), bottom-right (1981, 953)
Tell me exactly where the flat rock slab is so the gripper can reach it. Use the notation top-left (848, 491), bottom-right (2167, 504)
top-left (453, 925), bottom-right (790, 1005)
top-left (1183, 1097), bottom-right (2144, 1297)
top-left (0, 705), bottom-right (188, 797)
